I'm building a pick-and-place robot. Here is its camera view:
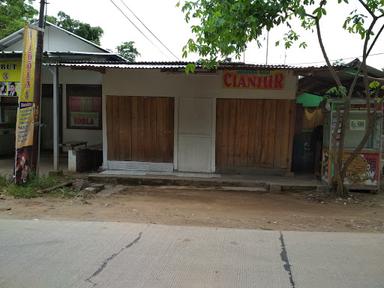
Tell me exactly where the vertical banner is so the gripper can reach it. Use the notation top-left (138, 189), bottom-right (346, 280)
top-left (14, 26), bottom-right (38, 183)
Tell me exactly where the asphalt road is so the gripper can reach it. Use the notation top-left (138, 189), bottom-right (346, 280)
top-left (0, 219), bottom-right (383, 288)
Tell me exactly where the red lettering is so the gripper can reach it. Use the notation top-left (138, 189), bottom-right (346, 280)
top-left (74, 117), bottom-right (94, 125)
top-left (246, 75), bottom-right (256, 88)
top-left (224, 71), bottom-right (285, 90)
top-left (238, 75), bottom-right (247, 88)
top-left (233, 73), bottom-right (238, 87)
top-left (223, 72), bottom-right (233, 87)
top-left (263, 76), bottom-right (273, 89)
top-left (274, 73), bottom-right (284, 89)
top-left (256, 76), bottom-right (263, 88)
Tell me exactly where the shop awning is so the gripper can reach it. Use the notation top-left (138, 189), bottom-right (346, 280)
top-left (296, 92), bottom-right (323, 107)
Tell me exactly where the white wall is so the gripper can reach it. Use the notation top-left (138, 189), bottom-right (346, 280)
top-left (104, 69), bottom-right (297, 99)
top-left (7, 25), bottom-right (104, 53)
top-left (103, 69), bottom-right (298, 172)
top-left (42, 67), bottom-right (103, 146)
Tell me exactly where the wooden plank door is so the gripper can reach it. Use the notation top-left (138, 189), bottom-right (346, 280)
top-left (107, 96), bottom-right (174, 163)
top-left (216, 98), bottom-right (294, 171)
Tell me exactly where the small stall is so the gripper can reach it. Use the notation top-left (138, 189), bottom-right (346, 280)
top-left (322, 99), bottom-right (382, 190)
top-left (292, 92), bottom-right (324, 175)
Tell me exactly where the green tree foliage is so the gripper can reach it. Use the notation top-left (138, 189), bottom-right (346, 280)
top-left (180, 0), bottom-right (384, 196)
top-left (116, 41), bottom-right (140, 62)
top-left (180, 0), bottom-right (383, 65)
top-left (0, 0), bottom-right (37, 39)
top-left (47, 11), bottom-right (103, 45)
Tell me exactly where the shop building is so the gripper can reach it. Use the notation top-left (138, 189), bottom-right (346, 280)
top-left (5, 23), bottom-right (381, 186)
top-left (49, 62), bottom-right (299, 175)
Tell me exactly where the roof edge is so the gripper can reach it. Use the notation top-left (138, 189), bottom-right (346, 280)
top-left (45, 21), bottom-right (109, 53)
top-left (0, 21), bottom-right (111, 54)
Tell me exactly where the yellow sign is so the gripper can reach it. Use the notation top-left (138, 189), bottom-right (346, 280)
top-left (19, 26), bottom-right (38, 102)
top-left (0, 60), bottom-right (21, 96)
top-left (15, 103), bottom-right (34, 148)
top-left (0, 60), bottom-right (21, 82)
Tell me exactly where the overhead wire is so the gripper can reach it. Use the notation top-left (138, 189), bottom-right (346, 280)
top-left (118, 0), bottom-right (180, 61)
top-left (286, 52), bottom-right (384, 66)
top-left (108, 0), bottom-right (170, 59)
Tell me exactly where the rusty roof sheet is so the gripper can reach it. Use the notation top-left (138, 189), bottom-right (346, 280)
top-left (44, 60), bottom-right (338, 72)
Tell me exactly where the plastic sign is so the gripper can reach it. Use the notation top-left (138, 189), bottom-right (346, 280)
top-left (223, 70), bottom-right (285, 89)
top-left (14, 26), bottom-right (39, 184)
top-left (0, 60), bottom-right (21, 96)
top-left (19, 27), bottom-right (37, 103)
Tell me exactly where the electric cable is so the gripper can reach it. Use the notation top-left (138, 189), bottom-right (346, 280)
top-left (109, 0), bottom-right (170, 59)
top-left (118, 0), bottom-right (180, 60)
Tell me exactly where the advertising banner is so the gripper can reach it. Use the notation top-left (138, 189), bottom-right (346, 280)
top-left (68, 95), bottom-right (102, 129)
top-left (0, 60), bottom-right (22, 96)
top-left (14, 26), bottom-right (39, 183)
top-left (15, 102), bottom-right (34, 148)
top-left (19, 26), bottom-right (37, 103)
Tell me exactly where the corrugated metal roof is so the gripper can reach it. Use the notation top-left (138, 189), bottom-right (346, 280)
top-left (44, 61), bottom-right (336, 71)
top-left (0, 51), bottom-right (125, 62)
top-left (43, 62), bottom-right (185, 69)
top-left (0, 21), bottom-right (111, 53)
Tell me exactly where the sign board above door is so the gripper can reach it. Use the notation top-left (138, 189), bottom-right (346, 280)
top-left (223, 70), bottom-right (285, 90)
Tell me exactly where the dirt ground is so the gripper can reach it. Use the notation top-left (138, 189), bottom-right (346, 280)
top-left (0, 185), bottom-right (383, 233)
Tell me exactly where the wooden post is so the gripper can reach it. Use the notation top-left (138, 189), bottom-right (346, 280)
top-left (32, 0), bottom-right (45, 174)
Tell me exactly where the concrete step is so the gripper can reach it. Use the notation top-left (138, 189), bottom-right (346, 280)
top-left (88, 172), bottom-right (325, 192)
top-left (88, 173), bottom-right (269, 190)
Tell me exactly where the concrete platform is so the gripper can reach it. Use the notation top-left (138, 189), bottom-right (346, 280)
top-left (89, 170), bottom-right (326, 192)
top-left (0, 153), bottom-right (68, 178)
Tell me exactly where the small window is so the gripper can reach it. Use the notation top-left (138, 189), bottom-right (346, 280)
top-left (66, 85), bottom-right (101, 130)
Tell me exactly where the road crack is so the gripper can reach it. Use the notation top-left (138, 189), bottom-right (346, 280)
top-left (85, 232), bottom-right (142, 287)
top-left (279, 231), bottom-right (296, 288)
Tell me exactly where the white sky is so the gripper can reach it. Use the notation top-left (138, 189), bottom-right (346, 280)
top-left (35, 0), bottom-right (384, 69)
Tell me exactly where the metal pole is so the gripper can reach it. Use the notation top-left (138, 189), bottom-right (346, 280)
top-left (265, 30), bottom-right (269, 65)
top-left (53, 66), bottom-right (59, 171)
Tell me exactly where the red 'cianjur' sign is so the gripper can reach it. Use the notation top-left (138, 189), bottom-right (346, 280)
top-left (223, 70), bottom-right (285, 89)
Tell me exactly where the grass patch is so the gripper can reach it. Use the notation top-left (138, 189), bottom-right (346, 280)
top-left (47, 186), bottom-right (78, 199)
top-left (0, 175), bottom-right (8, 188)
top-left (6, 184), bottom-right (39, 199)
top-left (3, 174), bottom-right (76, 199)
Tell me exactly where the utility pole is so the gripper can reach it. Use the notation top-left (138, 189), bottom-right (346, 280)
top-left (38, 0), bottom-right (46, 27)
top-left (265, 30), bottom-right (269, 65)
top-left (14, 0), bottom-right (45, 183)
top-left (31, 0), bottom-right (46, 174)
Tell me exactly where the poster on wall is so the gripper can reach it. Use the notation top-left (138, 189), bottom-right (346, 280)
top-left (14, 25), bottom-right (38, 184)
top-left (344, 153), bottom-right (380, 186)
top-left (323, 149), bottom-right (380, 187)
top-left (0, 61), bottom-right (21, 96)
top-left (68, 95), bottom-right (101, 129)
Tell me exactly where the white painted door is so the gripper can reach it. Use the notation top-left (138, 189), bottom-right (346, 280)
top-left (177, 97), bottom-right (213, 172)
